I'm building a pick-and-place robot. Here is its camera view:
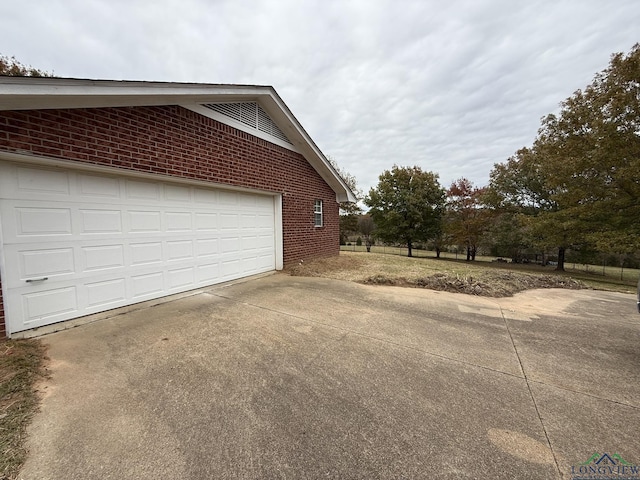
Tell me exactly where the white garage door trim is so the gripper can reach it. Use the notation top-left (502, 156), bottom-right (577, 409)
top-left (0, 155), bottom-right (283, 335)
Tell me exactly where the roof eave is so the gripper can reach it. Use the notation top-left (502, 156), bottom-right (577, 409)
top-left (0, 77), bottom-right (357, 203)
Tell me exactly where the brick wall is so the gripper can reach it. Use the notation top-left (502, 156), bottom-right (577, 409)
top-left (0, 105), bottom-right (340, 335)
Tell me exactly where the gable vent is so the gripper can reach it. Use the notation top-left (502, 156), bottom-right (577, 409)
top-left (202, 102), bottom-right (292, 144)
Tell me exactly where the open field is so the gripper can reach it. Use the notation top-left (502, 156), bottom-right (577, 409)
top-left (340, 244), bottom-right (640, 282)
top-left (292, 250), bottom-right (639, 296)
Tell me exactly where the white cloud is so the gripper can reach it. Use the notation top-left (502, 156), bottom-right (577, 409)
top-left (1, 0), bottom-right (639, 194)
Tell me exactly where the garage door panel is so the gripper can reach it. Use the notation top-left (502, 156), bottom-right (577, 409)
top-left (257, 234), bottom-right (275, 249)
top-left (240, 214), bottom-right (256, 228)
top-left (167, 267), bottom-right (195, 290)
top-left (255, 213), bottom-right (274, 228)
top-left (167, 240), bottom-right (194, 261)
top-left (240, 236), bottom-right (258, 250)
top-left (131, 272), bottom-right (164, 298)
top-left (193, 188), bottom-right (218, 204)
top-left (3, 244), bottom-right (74, 288)
top-left (78, 174), bottom-right (120, 199)
top-left (219, 213), bottom-right (238, 229)
top-left (165, 211), bottom-right (192, 231)
top-left (0, 161), bottom-right (277, 334)
top-left (16, 166), bottom-right (71, 196)
top-left (79, 209), bottom-right (123, 234)
top-left (257, 253), bottom-right (276, 270)
top-left (19, 248), bottom-right (75, 278)
top-left (22, 286), bottom-right (78, 325)
top-left (220, 259), bottom-right (240, 277)
top-left (194, 213), bottom-right (217, 230)
top-left (218, 191), bottom-right (238, 205)
top-left (130, 242), bottom-right (163, 266)
top-left (195, 238), bottom-right (218, 257)
top-left (82, 245), bottom-right (125, 272)
top-left (86, 278), bottom-right (127, 309)
top-left (16, 207), bottom-right (73, 237)
top-left (220, 237), bottom-right (240, 253)
top-left (164, 184), bottom-right (192, 202)
top-left (125, 180), bottom-right (160, 201)
top-left (197, 262), bottom-right (220, 283)
top-left (128, 210), bottom-right (162, 232)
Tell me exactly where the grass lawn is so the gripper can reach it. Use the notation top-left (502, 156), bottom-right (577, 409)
top-left (289, 250), bottom-right (638, 297)
top-left (0, 340), bottom-right (48, 480)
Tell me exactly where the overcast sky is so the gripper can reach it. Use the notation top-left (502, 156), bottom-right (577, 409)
top-left (1, 1), bottom-right (639, 194)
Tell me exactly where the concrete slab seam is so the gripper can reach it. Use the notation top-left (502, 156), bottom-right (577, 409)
top-left (527, 379), bottom-right (640, 411)
top-left (208, 291), bottom-right (527, 380)
top-left (499, 305), bottom-right (562, 479)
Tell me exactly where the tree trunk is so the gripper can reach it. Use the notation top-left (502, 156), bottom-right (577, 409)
top-left (466, 245), bottom-right (471, 261)
top-left (407, 240), bottom-right (413, 257)
top-left (471, 246), bottom-right (477, 261)
top-left (435, 247), bottom-right (441, 258)
top-left (556, 246), bottom-right (566, 271)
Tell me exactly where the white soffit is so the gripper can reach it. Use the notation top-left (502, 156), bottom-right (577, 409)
top-left (0, 77), bottom-right (357, 203)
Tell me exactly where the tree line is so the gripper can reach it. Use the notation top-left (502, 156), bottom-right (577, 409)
top-left (339, 44), bottom-right (640, 271)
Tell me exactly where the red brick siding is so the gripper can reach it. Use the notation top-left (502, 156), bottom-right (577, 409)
top-left (0, 105), bottom-right (340, 336)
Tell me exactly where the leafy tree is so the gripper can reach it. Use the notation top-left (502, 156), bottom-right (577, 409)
top-left (365, 165), bottom-right (445, 257)
top-left (357, 214), bottom-right (375, 252)
top-left (489, 44), bottom-right (640, 270)
top-left (327, 156), bottom-right (362, 243)
top-left (536, 44), bottom-right (640, 254)
top-left (481, 210), bottom-right (529, 261)
top-left (488, 146), bottom-right (581, 270)
top-left (339, 213), bottom-right (358, 244)
top-left (327, 155), bottom-right (362, 216)
top-left (0, 54), bottom-right (52, 77)
top-left (445, 178), bottom-right (488, 261)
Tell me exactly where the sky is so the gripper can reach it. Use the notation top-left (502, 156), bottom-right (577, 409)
top-left (1, 0), bottom-right (639, 195)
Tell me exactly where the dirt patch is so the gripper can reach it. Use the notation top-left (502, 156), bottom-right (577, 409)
top-left (362, 271), bottom-right (584, 297)
top-left (286, 254), bottom-right (367, 279)
top-left (0, 339), bottom-right (49, 480)
top-left (287, 252), bottom-right (586, 297)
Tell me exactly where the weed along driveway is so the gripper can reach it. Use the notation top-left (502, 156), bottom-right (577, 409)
top-left (19, 273), bottom-right (640, 480)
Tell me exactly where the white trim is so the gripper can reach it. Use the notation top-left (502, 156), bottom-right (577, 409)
top-left (0, 151), bottom-right (279, 197)
top-left (182, 104), bottom-right (299, 153)
top-left (274, 195), bottom-right (283, 270)
top-left (0, 193), bottom-right (6, 336)
top-left (314, 199), bottom-right (323, 227)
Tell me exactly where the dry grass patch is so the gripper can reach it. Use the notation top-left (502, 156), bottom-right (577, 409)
top-left (1, 339), bottom-right (49, 480)
top-left (288, 251), bottom-right (586, 297)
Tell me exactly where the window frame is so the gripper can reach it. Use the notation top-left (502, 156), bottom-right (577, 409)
top-left (314, 199), bottom-right (323, 227)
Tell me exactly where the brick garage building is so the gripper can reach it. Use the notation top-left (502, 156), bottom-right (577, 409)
top-left (0, 77), bottom-right (355, 337)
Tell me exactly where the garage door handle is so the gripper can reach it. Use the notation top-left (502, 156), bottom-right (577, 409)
top-left (25, 277), bottom-right (48, 283)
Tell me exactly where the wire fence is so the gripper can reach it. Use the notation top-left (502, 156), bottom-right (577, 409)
top-left (339, 245), bottom-right (640, 283)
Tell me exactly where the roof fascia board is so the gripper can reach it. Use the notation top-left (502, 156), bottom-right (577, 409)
top-left (255, 91), bottom-right (357, 203)
top-left (0, 77), bottom-right (357, 203)
top-left (0, 78), bottom-right (272, 110)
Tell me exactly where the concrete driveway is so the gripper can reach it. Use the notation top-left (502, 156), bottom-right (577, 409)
top-left (19, 273), bottom-right (640, 480)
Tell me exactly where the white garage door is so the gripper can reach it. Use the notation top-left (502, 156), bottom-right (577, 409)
top-left (0, 161), bottom-right (277, 334)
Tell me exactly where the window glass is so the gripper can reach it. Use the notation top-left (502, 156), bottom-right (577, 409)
top-left (314, 199), bottom-right (323, 227)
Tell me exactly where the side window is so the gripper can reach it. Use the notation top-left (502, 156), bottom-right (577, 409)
top-left (314, 199), bottom-right (323, 227)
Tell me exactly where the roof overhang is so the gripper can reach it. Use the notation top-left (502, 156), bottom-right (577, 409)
top-left (0, 76), bottom-right (357, 203)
